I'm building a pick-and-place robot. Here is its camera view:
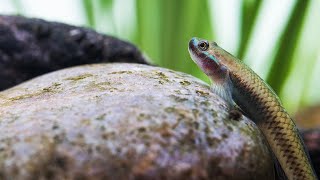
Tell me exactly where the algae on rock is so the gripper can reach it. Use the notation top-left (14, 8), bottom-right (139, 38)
top-left (0, 63), bottom-right (274, 180)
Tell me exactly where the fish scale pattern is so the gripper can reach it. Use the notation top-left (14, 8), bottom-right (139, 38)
top-left (230, 62), bottom-right (316, 180)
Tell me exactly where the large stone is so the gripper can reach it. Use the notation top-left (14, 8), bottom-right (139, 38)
top-left (0, 63), bottom-right (274, 180)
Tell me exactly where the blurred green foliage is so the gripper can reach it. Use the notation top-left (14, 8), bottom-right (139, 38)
top-left (266, 0), bottom-right (310, 94)
top-left (81, 0), bottom-right (319, 113)
top-left (9, 0), bottom-right (320, 113)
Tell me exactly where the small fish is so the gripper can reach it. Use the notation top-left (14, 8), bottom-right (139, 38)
top-left (188, 37), bottom-right (317, 180)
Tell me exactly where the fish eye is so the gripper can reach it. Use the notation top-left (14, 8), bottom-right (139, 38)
top-left (198, 40), bottom-right (209, 51)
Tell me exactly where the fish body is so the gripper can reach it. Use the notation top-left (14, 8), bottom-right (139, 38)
top-left (188, 37), bottom-right (317, 180)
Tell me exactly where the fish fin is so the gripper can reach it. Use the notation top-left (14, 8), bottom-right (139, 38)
top-left (231, 103), bottom-right (249, 118)
top-left (274, 158), bottom-right (287, 180)
top-left (211, 82), bottom-right (233, 108)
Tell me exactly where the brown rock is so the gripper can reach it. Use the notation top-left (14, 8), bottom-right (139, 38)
top-left (0, 63), bottom-right (274, 180)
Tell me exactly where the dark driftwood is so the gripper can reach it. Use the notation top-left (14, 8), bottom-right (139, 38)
top-left (0, 15), bottom-right (148, 90)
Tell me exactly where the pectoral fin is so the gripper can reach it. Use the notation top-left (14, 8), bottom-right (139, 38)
top-left (211, 82), bottom-right (233, 108)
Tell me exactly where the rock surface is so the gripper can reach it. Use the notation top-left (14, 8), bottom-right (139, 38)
top-left (0, 63), bottom-right (274, 180)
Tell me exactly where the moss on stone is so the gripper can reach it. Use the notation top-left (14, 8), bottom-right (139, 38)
top-left (0, 63), bottom-right (274, 179)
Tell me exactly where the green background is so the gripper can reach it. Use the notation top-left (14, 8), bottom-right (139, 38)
top-left (2, 0), bottom-right (320, 114)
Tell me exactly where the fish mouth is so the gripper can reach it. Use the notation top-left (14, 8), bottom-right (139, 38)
top-left (188, 37), bottom-right (206, 61)
top-left (188, 37), bottom-right (198, 56)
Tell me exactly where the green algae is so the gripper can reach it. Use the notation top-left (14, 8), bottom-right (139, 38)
top-left (64, 73), bottom-right (93, 81)
top-left (179, 80), bottom-right (191, 86)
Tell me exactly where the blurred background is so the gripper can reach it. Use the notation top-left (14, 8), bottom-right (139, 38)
top-left (0, 0), bottom-right (319, 117)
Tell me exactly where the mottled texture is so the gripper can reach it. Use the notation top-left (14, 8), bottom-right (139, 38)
top-left (0, 63), bottom-right (273, 180)
top-left (0, 15), bottom-right (148, 91)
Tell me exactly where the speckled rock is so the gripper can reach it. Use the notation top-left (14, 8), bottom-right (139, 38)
top-left (0, 63), bottom-right (274, 180)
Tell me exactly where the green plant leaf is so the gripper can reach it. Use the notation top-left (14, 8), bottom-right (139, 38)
top-left (82, 0), bottom-right (95, 27)
top-left (237, 0), bottom-right (262, 59)
top-left (266, 0), bottom-right (311, 94)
